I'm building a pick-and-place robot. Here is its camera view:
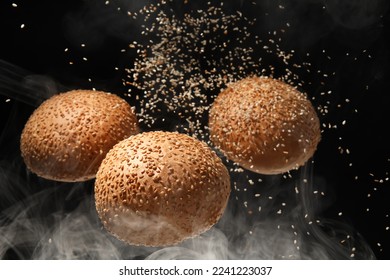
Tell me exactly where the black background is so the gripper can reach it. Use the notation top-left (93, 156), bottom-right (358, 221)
top-left (0, 0), bottom-right (389, 260)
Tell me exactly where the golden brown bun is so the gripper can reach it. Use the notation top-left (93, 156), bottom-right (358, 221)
top-left (20, 90), bottom-right (139, 182)
top-left (209, 76), bottom-right (321, 175)
top-left (94, 131), bottom-right (230, 247)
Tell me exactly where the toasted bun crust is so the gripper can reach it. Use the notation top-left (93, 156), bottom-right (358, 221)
top-left (94, 131), bottom-right (231, 246)
top-left (20, 90), bottom-right (139, 182)
top-left (209, 76), bottom-right (321, 174)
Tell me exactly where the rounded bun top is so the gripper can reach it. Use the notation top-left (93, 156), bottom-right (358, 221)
top-left (94, 131), bottom-right (231, 246)
top-left (20, 89), bottom-right (139, 182)
top-left (209, 76), bottom-right (321, 174)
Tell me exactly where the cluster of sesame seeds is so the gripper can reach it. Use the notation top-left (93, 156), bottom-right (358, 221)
top-left (121, 1), bottom-right (311, 139)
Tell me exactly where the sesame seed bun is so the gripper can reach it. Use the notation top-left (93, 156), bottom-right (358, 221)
top-left (20, 90), bottom-right (139, 182)
top-left (94, 131), bottom-right (231, 246)
top-left (208, 76), bottom-right (321, 175)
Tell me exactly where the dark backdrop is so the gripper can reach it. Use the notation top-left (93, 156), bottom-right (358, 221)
top-left (0, 0), bottom-right (389, 260)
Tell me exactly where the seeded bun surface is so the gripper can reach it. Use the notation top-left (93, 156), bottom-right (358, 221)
top-left (208, 76), bottom-right (321, 174)
top-left (20, 90), bottom-right (139, 182)
top-left (94, 131), bottom-right (231, 247)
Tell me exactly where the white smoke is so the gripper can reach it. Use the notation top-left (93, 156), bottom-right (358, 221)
top-left (0, 156), bottom-right (375, 259)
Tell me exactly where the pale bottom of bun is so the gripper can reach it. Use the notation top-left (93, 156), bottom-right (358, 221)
top-left (98, 209), bottom-right (222, 247)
